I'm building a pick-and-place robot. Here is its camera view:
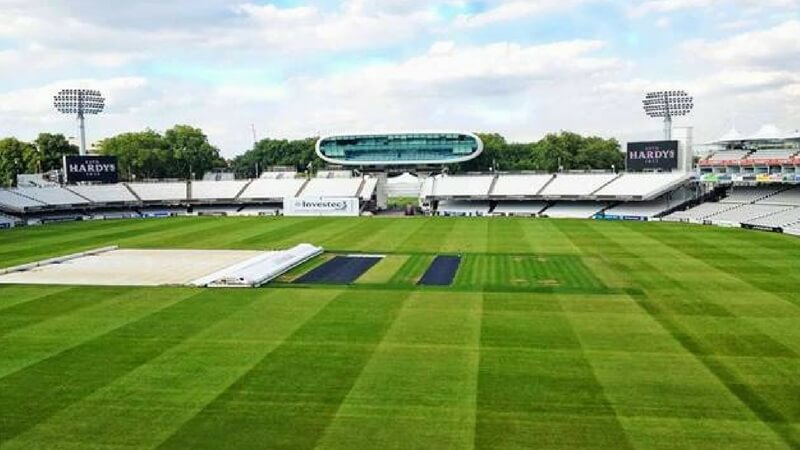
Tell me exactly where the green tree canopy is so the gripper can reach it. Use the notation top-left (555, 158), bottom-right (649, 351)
top-left (231, 138), bottom-right (317, 178)
top-left (34, 133), bottom-right (79, 172)
top-left (0, 138), bottom-right (39, 187)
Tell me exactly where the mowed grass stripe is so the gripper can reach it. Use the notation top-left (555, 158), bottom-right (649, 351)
top-left (315, 291), bottom-right (483, 450)
top-left (351, 218), bottom-right (429, 253)
top-left (0, 285), bottom-right (72, 313)
top-left (156, 290), bottom-right (408, 450)
top-left (227, 217), bottom-right (320, 248)
top-left (0, 288), bottom-right (195, 380)
top-left (557, 220), bottom-right (799, 448)
top-left (0, 289), bottom-right (255, 444)
top-left (476, 291), bottom-right (633, 449)
top-left (397, 218), bottom-right (457, 253)
top-left (357, 255), bottom-right (409, 284)
top-left (389, 254), bottom-right (434, 285)
top-left (0, 287), bottom-right (132, 338)
top-left (3, 289), bottom-right (343, 450)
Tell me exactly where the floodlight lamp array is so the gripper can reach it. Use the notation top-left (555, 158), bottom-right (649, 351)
top-left (53, 89), bottom-right (106, 115)
top-left (642, 90), bottom-right (693, 118)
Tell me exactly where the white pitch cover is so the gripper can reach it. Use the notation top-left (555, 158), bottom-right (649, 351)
top-left (190, 243), bottom-right (323, 288)
top-left (283, 197), bottom-right (359, 216)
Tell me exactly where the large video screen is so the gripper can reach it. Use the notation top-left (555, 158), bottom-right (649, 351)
top-left (626, 140), bottom-right (678, 171)
top-left (63, 155), bottom-right (119, 184)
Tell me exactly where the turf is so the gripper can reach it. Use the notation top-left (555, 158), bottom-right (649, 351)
top-left (1, 216), bottom-right (800, 449)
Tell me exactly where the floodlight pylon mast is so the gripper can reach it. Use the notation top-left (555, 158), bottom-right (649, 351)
top-left (53, 88), bottom-right (105, 156)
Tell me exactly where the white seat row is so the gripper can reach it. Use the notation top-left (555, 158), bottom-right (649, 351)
top-left (433, 176), bottom-right (494, 197)
top-left (542, 202), bottom-right (606, 219)
top-left (745, 207), bottom-right (800, 228)
top-left (664, 202), bottom-right (741, 221)
top-left (603, 199), bottom-right (673, 218)
top-left (758, 187), bottom-right (800, 206)
top-left (493, 202), bottom-right (547, 216)
top-left (747, 149), bottom-right (797, 160)
top-left (708, 150), bottom-right (749, 161)
top-left (301, 178), bottom-right (364, 197)
top-left (720, 186), bottom-right (783, 204)
top-left (710, 204), bottom-right (791, 224)
top-left (0, 190), bottom-right (45, 210)
top-left (437, 200), bottom-right (490, 215)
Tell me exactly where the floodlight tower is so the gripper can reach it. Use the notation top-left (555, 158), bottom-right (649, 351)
top-left (53, 89), bottom-right (106, 155)
top-left (642, 90), bottom-right (693, 141)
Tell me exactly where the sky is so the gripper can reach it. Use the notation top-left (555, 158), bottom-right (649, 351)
top-left (0, 0), bottom-right (799, 157)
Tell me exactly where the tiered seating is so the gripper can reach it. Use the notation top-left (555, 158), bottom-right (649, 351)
top-left (0, 190), bottom-right (45, 210)
top-left (302, 178), bottom-right (363, 197)
top-left (745, 207), bottom-right (800, 228)
top-left (260, 171), bottom-right (297, 179)
top-left (433, 176), bottom-right (494, 197)
top-left (542, 202), bottom-right (606, 219)
top-left (493, 202), bottom-right (547, 216)
top-left (191, 180), bottom-right (249, 200)
top-left (594, 173), bottom-right (689, 199)
top-left (539, 174), bottom-right (618, 197)
top-left (127, 183), bottom-right (187, 201)
top-left (68, 184), bottom-right (137, 203)
top-left (239, 179), bottom-right (305, 199)
top-left (490, 175), bottom-right (553, 197)
top-left (758, 187), bottom-right (800, 206)
top-left (707, 150), bottom-right (749, 161)
top-left (603, 199), bottom-right (673, 219)
top-left (721, 186), bottom-right (783, 204)
top-left (11, 187), bottom-right (89, 206)
top-left (437, 200), bottom-right (490, 215)
top-left (664, 203), bottom-right (741, 221)
top-left (0, 212), bottom-right (18, 227)
top-left (747, 149), bottom-right (797, 161)
top-left (710, 204), bottom-right (792, 224)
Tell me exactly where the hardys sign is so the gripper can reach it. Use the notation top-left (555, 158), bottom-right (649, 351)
top-left (283, 197), bottom-right (359, 216)
top-left (626, 140), bottom-right (678, 171)
top-left (63, 155), bottom-right (118, 184)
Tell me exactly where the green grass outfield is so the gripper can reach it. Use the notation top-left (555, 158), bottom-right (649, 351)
top-left (1, 216), bottom-right (800, 449)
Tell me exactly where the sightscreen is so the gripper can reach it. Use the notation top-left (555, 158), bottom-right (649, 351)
top-left (626, 140), bottom-right (678, 171)
top-left (63, 155), bottom-right (119, 184)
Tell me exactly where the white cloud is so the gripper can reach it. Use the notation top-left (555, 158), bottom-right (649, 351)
top-left (455, 0), bottom-right (587, 28)
top-left (685, 20), bottom-right (800, 68)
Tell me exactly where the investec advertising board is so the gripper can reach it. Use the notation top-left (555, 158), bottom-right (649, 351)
top-left (627, 140), bottom-right (678, 171)
top-left (283, 197), bottom-right (359, 216)
top-left (63, 155), bottom-right (119, 184)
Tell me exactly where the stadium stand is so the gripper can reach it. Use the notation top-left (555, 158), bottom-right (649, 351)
top-left (720, 186), bottom-right (783, 204)
top-left (602, 198), bottom-right (675, 219)
top-left (709, 204), bottom-right (792, 225)
top-left (663, 202), bottom-right (741, 222)
top-left (239, 178), bottom-right (306, 200)
top-left (541, 202), bottom-right (607, 219)
top-left (746, 149), bottom-right (797, 161)
top-left (757, 187), bottom-right (800, 206)
top-left (594, 173), bottom-right (692, 200)
top-left (190, 180), bottom-right (249, 201)
top-left (432, 175), bottom-right (494, 197)
top-left (437, 200), bottom-right (491, 216)
top-left (493, 202), bottom-right (547, 216)
top-left (127, 182), bottom-right (187, 202)
top-left (489, 174), bottom-right (553, 197)
top-left (539, 173), bottom-right (619, 197)
top-left (744, 207), bottom-right (800, 229)
top-left (0, 212), bottom-right (18, 228)
top-left (706, 150), bottom-right (750, 161)
top-left (260, 171), bottom-right (297, 179)
top-left (11, 187), bottom-right (89, 206)
top-left (0, 190), bottom-right (46, 211)
top-left (301, 178), bottom-right (364, 197)
top-left (68, 184), bottom-right (138, 203)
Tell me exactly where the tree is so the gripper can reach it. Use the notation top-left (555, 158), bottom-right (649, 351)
top-left (34, 133), bottom-right (78, 172)
top-left (0, 138), bottom-right (39, 187)
top-left (98, 130), bottom-right (170, 180)
top-left (231, 138), bottom-right (317, 178)
top-left (164, 125), bottom-right (224, 179)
